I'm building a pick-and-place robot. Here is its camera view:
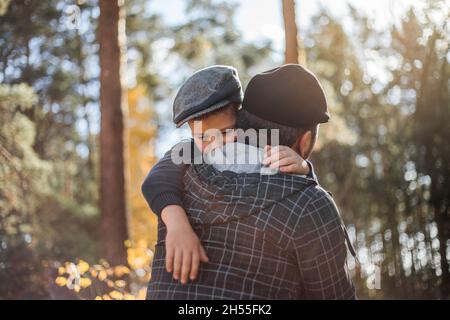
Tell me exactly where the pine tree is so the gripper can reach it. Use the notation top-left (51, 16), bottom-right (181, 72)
top-left (281, 0), bottom-right (305, 65)
top-left (98, 0), bottom-right (129, 266)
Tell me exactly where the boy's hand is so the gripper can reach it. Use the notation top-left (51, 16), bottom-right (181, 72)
top-left (262, 145), bottom-right (310, 175)
top-left (161, 205), bottom-right (209, 284)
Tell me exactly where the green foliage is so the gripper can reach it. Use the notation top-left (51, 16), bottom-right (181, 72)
top-left (0, 0), bottom-right (101, 298)
top-left (307, 2), bottom-right (450, 298)
top-left (0, 82), bottom-right (101, 298)
top-left (0, 84), bottom-right (48, 229)
top-left (170, 0), bottom-right (272, 84)
top-left (0, 83), bottom-right (49, 298)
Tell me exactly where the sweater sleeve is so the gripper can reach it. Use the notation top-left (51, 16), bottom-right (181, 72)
top-left (141, 140), bottom-right (193, 216)
top-left (293, 189), bottom-right (355, 299)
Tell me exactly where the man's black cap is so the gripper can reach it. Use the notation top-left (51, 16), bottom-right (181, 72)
top-left (242, 64), bottom-right (329, 128)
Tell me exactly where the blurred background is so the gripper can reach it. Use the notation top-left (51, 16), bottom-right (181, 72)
top-left (0, 0), bottom-right (449, 299)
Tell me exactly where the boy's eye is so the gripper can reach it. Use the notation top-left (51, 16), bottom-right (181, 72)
top-left (195, 130), bottom-right (234, 143)
top-left (195, 135), bottom-right (210, 142)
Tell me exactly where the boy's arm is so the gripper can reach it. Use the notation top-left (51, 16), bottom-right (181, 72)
top-left (141, 140), bottom-right (208, 284)
top-left (141, 146), bottom-right (187, 216)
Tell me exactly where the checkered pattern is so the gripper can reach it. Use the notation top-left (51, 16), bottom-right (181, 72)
top-left (147, 164), bottom-right (355, 300)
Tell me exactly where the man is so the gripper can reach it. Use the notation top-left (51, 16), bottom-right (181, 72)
top-left (144, 64), bottom-right (356, 299)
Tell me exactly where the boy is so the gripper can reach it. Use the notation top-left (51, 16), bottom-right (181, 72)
top-left (142, 65), bottom-right (310, 285)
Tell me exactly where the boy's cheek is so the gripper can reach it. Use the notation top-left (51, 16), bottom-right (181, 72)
top-left (192, 138), bottom-right (205, 153)
top-left (224, 131), bottom-right (237, 144)
top-left (203, 141), bottom-right (219, 156)
top-left (193, 132), bottom-right (236, 155)
top-left (205, 136), bottom-right (228, 154)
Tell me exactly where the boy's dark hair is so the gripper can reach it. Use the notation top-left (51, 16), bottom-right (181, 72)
top-left (237, 109), bottom-right (318, 148)
top-left (192, 103), bottom-right (239, 122)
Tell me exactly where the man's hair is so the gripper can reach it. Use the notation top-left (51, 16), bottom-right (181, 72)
top-left (236, 109), bottom-right (318, 150)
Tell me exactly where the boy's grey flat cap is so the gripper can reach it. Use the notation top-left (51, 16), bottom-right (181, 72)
top-left (173, 65), bottom-right (243, 127)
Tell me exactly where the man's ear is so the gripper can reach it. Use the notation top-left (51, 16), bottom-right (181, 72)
top-left (297, 130), bottom-right (312, 159)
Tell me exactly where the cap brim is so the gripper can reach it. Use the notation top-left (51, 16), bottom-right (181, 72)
top-left (175, 99), bottom-right (234, 128)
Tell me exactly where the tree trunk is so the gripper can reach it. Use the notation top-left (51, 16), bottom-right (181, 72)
top-left (98, 0), bottom-right (129, 266)
top-left (281, 0), bottom-right (305, 65)
top-left (437, 204), bottom-right (450, 299)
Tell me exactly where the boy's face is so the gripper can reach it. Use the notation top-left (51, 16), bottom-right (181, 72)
top-left (188, 106), bottom-right (237, 153)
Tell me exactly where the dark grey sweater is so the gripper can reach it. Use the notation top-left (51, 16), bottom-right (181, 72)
top-left (141, 142), bottom-right (191, 216)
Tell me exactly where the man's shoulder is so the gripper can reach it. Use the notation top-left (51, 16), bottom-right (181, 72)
top-left (304, 184), bottom-right (335, 202)
top-left (301, 184), bottom-right (339, 217)
top-left (291, 184), bottom-right (342, 233)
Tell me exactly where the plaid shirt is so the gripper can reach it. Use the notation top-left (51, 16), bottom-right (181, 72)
top-left (147, 164), bottom-right (355, 300)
